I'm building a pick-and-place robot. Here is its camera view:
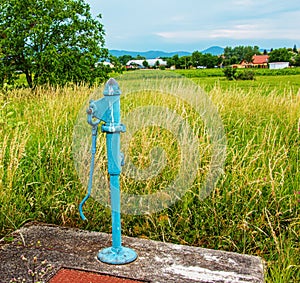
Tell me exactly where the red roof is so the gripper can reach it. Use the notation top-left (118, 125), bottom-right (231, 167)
top-left (252, 55), bottom-right (269, 64)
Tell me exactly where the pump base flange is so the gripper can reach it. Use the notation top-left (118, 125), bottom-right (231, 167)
top-left (97, 246), bottom-right (137, 265)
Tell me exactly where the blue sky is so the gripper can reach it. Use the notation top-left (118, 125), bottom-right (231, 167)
top-left (85, 0), bottom-right (300, 52)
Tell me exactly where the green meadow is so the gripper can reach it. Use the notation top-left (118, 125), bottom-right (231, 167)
top-left (1, 69), bottom-right (299, 282)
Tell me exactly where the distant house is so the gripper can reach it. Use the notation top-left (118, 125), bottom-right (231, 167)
top-left (232, 63), bottom-right (245, 68)
top-left (102, 61), bottom-right (114, 68)
top-left (126, 58), bottom-right (167, 69)
top-left (232, 55), bottom-right (291, 69)
top-left (252, 55), bottom-right (269, 67)
top-left (95, 61), bottom-right (114, 68)
top-left (269, 62), bottom-right (289, 69)
top-left (240, 55), bottom-right (269, 68)
top-left (232, 54), bottom-right (269, 68)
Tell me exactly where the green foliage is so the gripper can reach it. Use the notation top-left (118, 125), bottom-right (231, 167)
top-left (154, 60), bottom-right (160, 69)
top-left (249, 67), bottom-right (300, 76)
top-left (293, 44), bottom-right (298, 53)
top-left (293, 53), bottom-right (300, 66)
top-left (191, 51), bottom-right (221, 68)
top-left (108, 55), bottom-right (125, 73)
top-left (135, 55), bottom-right (146, 60)
top-left (142, 60), bottom-right (149, 68)
top-left (0, 0), bottom-right (109, 88)
top-left (223, 66), bottom-right (237, 80)
top-left (118, 55), bottom-right (134, 66)
top-left (269, 48), bottom-right (292, 63)
top-left (235, 69), bottom-right (255, 80)
top-left (221, 68), bottom-right (256, 81)
top-left (166, 54), bottom-right (190, 69)
top-left (165, 53), bottom-right (221, 70)
top-left (0, 50), bottom-right (18, 88)
top-left (223, 45), bottom-right (261, 65)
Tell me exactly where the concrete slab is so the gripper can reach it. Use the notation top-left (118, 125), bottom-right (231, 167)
top-left (0, 222), bottom-right (265, 283)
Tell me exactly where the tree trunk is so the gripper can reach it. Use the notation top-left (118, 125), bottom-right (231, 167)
top-left (24, 69), bottom-right (33, 89)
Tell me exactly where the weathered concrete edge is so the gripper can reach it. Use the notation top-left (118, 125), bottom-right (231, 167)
top-left (0, 222), bottom-right (265, 283)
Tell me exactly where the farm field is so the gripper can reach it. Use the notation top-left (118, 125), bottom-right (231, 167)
top-left (175, 68), bottom-right (300, 95)
top-left (0, 70), bottom-right (299, 282)
top-left (192, 74), bottom-right (300, 94)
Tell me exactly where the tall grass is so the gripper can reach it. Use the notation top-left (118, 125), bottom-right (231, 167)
top-left (0, 85), bottom-right (95, 231)
top-left (210, 85), bottom-right (299, 282)
top-left (0, 76), bottom-right (299, 282)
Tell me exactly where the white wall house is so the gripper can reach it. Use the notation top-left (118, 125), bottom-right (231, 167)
top-left (269, 62), bottom-right (289, 69)
top-left (126, 58), bottom-right (167, 68)
top-left (95, 61), bottom-right (114, 68)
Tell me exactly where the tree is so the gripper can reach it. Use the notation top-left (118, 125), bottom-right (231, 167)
top-left (0, 48), bottom-right (17, 87)
top-left (203, 54), bottom-right (218, 68)
top-left (191, 51), bottom-right (202, 67)
top-left (223, 45), bottom-right (261, 64)
top-left (223, 66), bottom-right (255, 80)
top-left (118, 55), bottom-right (133, 66)
top-left (293, 44), bottom-right (298, 53)
top-left (136, 55), bottom-right (146, 60)
top-left (269, 48), bottom-right (292, 63)
top-left (223, 66), bottom-right (237, 80)
top-left (180, 56), bottom-right (191, 69)
top-left (170, 54), bottom-right (181, 69)
top-left (142, 60), bottom-right (149, 68)
top-left (191, 51), bottom-right (220, 69)
top-left (108, 55), bottom-right (124, 73)
top-left (0, 0), bottom-right (108, 88)
top-left (244, 46), bottom-right (260, 63)
top-left (294, 53), bottom-right (300, 66)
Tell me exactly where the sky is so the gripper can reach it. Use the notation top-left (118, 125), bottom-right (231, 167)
top-left (85, 0), bottom-right (300, 52)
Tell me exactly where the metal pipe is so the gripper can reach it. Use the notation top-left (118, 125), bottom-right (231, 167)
top-left (79, 78), bottom-right (137, 264)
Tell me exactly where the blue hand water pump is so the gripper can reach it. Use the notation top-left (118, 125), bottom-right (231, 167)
top-left (79, 78), bottom-right (137, 264)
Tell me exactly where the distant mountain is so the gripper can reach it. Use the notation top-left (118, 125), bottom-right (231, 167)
top-left (109, 46), bottom-right (224, 58)
top-left (109, 50), bottom-right (191, 59)
top-left (201, 46), bottom-right (224, 55)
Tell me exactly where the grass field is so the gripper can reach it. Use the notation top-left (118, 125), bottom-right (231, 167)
top-left (175, 68), bottom-right (300, 95)
top-left (1, 69), bottom-right (299, 282)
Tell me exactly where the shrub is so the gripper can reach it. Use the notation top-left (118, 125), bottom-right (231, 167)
top-left (223, 67), bottom-right (255, 80)
top-left (223, 66), bottom-right (237, 80)
top-left (236, 69), bottom-right (255, 80)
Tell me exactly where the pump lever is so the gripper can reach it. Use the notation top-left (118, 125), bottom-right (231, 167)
top-left (79, 119), bottom-right (100, 221)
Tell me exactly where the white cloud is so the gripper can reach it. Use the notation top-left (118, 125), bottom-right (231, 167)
top-left (156, 18), bottom-right (300, 42)
top-left (211, 27), bottom-right (300, 40)
top-left (156, 30), bottom-right (209, 41)
top-left (86, 0), bottom-right (300, 50)
top-left (210, 25), bottom-right (259, 39)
